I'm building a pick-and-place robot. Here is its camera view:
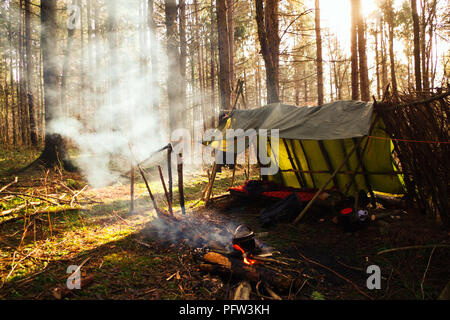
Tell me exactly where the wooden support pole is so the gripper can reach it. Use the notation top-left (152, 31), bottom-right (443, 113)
top-left (204, 162), bottom-right (218, 203)
top-left (246, 147), bottom-right (250, 180)
top-left (293, 138), bottom-right (364, 225)
top-left (136, 164), bottom-right (159, 214)
top-left (158, 165), bottom-right (173, 215)
top-left (167, 144), bottom-right (173, 204)
top-left (130, 164), bottom-right (135, 213)
top-left (230, 153), bottom-right (237, 188)
top-left (177, 153), bottom-right (186, 215)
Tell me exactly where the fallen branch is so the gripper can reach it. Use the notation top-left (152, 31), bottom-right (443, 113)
top-left (377, 244), bottom-right (450, 255)
top-left (0, 201), bottom-right (41, 217)
top-left (0, 207), bottom-right (85, 227)
top-left (0, 177), bottom-right (18, 194)
top-left (233, 281), bottom-right (251, 300)
top-left (294, 246), bottom-right (373, 300)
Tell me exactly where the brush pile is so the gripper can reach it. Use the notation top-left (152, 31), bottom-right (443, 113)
top-left (375, 88), bottom-right (449, 227)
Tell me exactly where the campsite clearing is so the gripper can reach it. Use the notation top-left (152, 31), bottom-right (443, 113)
top-left (0, 157), bottom-right (448, 300)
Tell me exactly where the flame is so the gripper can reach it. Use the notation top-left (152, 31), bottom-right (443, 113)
top-left (232, 244), bottom-right (257, 265)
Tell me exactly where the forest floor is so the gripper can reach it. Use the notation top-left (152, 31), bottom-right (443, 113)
top-left (0, 147), bottom-right (449, 300)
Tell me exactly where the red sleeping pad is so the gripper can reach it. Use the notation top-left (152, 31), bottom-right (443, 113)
top-left (228, 180), bottom-right (321, 202)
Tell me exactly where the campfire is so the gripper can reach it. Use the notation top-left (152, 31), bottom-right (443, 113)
top-left (231, 225), bottom-right (258, 265)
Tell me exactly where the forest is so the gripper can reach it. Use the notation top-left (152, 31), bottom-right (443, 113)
top-left (0, 0), bottom-right (449, 304)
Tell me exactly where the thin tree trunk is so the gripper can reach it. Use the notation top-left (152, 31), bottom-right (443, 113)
top-left (314, 0), bottom-right (323, 105)
top-left (179, 0), bottom-right (187, 108)
top-left (411, 0), bottom-right (422, 91)
top-left (217, 0), bottom-right (232, 111)
top-left (420, 0), bottom-right (428, 90)
top-left (25, 0), bottom-right (37, 146)
top-left (350, 0), bottom-right (359, 100)
top-left (209, 0), bottom-right (216, 127)
top-left (355, 0), bottom-right (370, 101)
top-left (148, 0), bottom-right (159, 112)
top-left (8, 6), bottom-right (17, 146)
top-left (387, 0), bottom-right (398, 94)
top-left (227, 0), bottom-right (235, 92)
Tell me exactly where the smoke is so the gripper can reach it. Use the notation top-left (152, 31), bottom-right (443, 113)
top-left (148, 214), bottom-right (238, 249)
top-left (48, 0), bottom-right (167, 187)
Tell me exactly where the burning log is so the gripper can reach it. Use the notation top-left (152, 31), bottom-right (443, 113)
top-left (201, 252), bottom-right (300, 292)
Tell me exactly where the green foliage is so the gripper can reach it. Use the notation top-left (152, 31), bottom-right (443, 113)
top-left (311, 291), bottom-right (325, 300)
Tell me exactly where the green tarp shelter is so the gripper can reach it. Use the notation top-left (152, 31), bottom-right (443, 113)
top-left (209, 101), bottom-right (405, 196)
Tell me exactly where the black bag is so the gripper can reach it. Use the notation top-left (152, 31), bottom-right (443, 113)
top-left (259, 193), bottom-right (303, 227)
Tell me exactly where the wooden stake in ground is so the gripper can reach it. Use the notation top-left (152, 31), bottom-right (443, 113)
top-left (130, 164), bottom-right (135, 213)
top-left (177, 153), bottom-right (186, 215)
top-left (204, 162), bottom-right (218, 203)
top-left (158, 165), bottom-right (173, 215)
top-left (167, 144), bottom-right (173, 203)
top-left (136, 164), bottom-right (159, 214)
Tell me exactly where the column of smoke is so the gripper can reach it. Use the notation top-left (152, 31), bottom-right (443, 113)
top-left (45, 1), bottom-right (241, 245)
top-left (48, 0), bottom-right (168, 188)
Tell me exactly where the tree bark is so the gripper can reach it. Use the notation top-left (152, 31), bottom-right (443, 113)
top-left (255, 0), bottom-right (280, 104)
top-left (217, 0), bottom-right (232, 111)
top-left (39, 0), bottom-right (70, 168)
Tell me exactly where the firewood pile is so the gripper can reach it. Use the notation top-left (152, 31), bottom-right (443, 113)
top-left (375, 88), bottom-right (449, 227)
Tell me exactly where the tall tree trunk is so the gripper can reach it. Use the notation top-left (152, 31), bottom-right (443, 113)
top-left (375, 19), bottom-right (381, 98)
top-left (227, 0), bottom-right (235, 91)
top-left (387, 0), bottom-right (398, 94)
top-left (380, 17), bottom-right (388, 91)
top-left (217, 0), bottom-right (232, 111)
top-left (86, 0), bottom-right (95, 113)
top-left (420, 0), bottom-right (428, 90)
top-left (314, 0), bottom-right (323, 105)
top-left (355, 0), bottom-right (370, 101)
top-left (19, 0), bottom-right (29, 146)
top-left (179, 0), bottom-right (187, 108)
top-left (209, 0), bottom-right (216, 128)
top-left (350, 0), bottom-right (359, 100)
top-left (2, 58), bottom-right (10, 144)
top-left (25, 0), bottom-right (37, 146)
top-left (255, 0), bottom-right (280, 104)
top-left (8, 6), bottom-right (17, 146)
top-left (165, 0), bottom-right (182, 128)
top-left (78, 0), bottom-right (85, 113)
top-left (39, 0), bottom-right (70, 168)
top-left (411, 0), bottom-right (422, 91)
top-left (148, 0), bottom-right (159, 112)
